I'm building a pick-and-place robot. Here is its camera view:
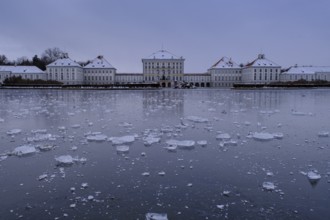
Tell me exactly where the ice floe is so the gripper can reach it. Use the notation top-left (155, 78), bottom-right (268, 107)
top-left (166, 140), bottom-right (195, 149)
top-left (12, 145), bottom-right (37, 157)
top-left (262, 182), bottom-right (276, 191)
top-left (318, 131), bottom-right (329, 137)
top-left (197, 140), bottom-right (207, 146)
top-left (307, 171), bottom-right (321, 186)
top-left (216, 133), bottom-right (231, 140)
top-left (38, 174), bottom-right (48, 181)
top-left (186, 116), bottom-right (208, 123)
top-left (109, 135), bottom-right (135, 145)
top-left (7, 129), bottom-right (22, 135)
top-left (86, 134), bottom-right (108, 142)
top-left (55, 155), bottom-right (74, 166)
top-left (27, 133), bottom-right (55, 142)
top-left (116, 145), bottom-right (129, 153)
top-left (145, 213), bottom-right (168, 220)
top-left (252, 132), bottom-right (274, 141)
top-left (143, 136), bottom-right (161, 146)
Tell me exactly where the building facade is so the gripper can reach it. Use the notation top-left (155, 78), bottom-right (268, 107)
top-left (46, 57), bottom-right (83, 84)
top-left (0, 66), bottom-right (45, 83)
top-left (208, 57), bottom-right (242, 87)
top-left (83, 55), bottom-right (116, 85)
top-left (242, 54), bottom-right (281, 84)
top-left (142, 50), bottom-right (185, 87)
top-left (280, 66), bottom-right (330, 82)
top-left (115, 73), bottom-right (143, 84)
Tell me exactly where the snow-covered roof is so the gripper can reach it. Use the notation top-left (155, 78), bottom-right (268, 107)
top-left (282, 66), bottom-right (330, 75)
top-left (84, 56), bottom-right (115, 69)
top-left (245, 54), bottom-right (280, 67)
top-left (144, 49), bottom-right (183, 60)
top-left (47, 58), bottom-right (81, 67)
top-left (210, 57), bottom-right (239, 69)
top-left (0, 66), bottom-right (44, 74)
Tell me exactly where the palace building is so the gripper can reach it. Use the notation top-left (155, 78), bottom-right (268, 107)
top-left (2, 49), bottom-right (330, 87)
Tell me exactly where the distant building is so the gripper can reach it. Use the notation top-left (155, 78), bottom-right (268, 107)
top-left (115, 73), bottom-right (143, 84)
top-left (183, 73), bottom-right (211, 87)
top-left (0, 66), bottom-right (45, 84)
top-left (84, 55), bottom-right (116, 84)
top-left (280, 66), bottom-right (330, 82)
top-left (46, 56), bottom-right (83, 85)
top-left (208, 57), bottom-right (242, 87)
top-left (242, 54), bottom-right (281, 84)
top-left (142, 49), bottom-right (185, 87)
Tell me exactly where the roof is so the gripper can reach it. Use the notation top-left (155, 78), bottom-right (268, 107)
top-left (282, 66), bottom-right (330, 75)
top-left (144, 49), bottom-right (183, 60)
top-left (84, 56), bottom-right (115, 69)
top-left (245, 54), bottom-right (280, 67)
top-left (210, 57), bottom-right (239, 69)
top-left (0, 66), bottom-right (44, 74)
top-left (47, 58), bottom-right (81, 67)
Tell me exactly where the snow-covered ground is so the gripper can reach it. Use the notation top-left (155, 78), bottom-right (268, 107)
top-left (0, 88), bottom-right (329, 219)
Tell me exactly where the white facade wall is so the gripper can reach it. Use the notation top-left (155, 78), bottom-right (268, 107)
top-left (210, 68), bottom-right (242, 87)
top-left (0, 67), bottom-right (45, 84)
top-left (242, 67), bottom-right (280, 84)
top-left (183, 74), bottom-right (211, 86)
top-left (84, 68), bottom-right (115, 84)
top-left (115, 74), bottom-right (143, 84)
top-left (142, 59), bottom-right (184, 82)
top-left (47, 66), bottom-right (83, 84)
top-left (280, 73), bottom-right (315, 82)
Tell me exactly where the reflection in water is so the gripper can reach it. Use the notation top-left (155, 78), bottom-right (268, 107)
top-left (0, 89), bottom-right (330, 219)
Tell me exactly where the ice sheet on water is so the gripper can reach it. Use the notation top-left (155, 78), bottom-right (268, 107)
top-left (291, 111), bottom-right (313, 116)
top-left (71, 124), bottom-right (81, 128)
top-left (143, 136), bottom-right (161, 146)
top-left (197, 140), bottom-right (207, 146)
top-left (186, 116), bottom-right (208, 123)
top-left (56, 155), bottom-right (74, 166)
top-left (318, 131), bottom-right (329, 137)
top-left (116, 145), bottom-right (129, 153)
top-left (7, 129), bottom-right (22, 135)
top-left (307, 171), bottom-right (321, 180)
top-left (31, 129), bottom-right (47, 134)
top-left (109, 135), bottom-right (135, 145)
top-left (0, 118), bottom-right (4, 123)
top-left (273, 133), bottom-right (284, 139)
top-left (12, 145), bottom-right (37, 156)
top-left (55, 155), bottom-right (87, 166)
top-left (145, 213), bottom-right (168, 220)
top-left (38, 174), bottom-right (48, 181)
top-left (86, 134), bottom-right (108, 142)
top-left (262, 182), bottom-right (276, 191)
top-left (0, 155), bottom-right (8, 162)
top-left (216, 133), bottom-right (231, 140)
top-left (27, 133), bottom-right (55, 142)
top-left (252, 132), bottom-right (274, 141)
top-left (37, 144), bottom-right (55, 151)
top-left (166, 140), bottom-right (195, 149)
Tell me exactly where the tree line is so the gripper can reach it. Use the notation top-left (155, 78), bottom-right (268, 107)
top-left (0, 47), bottom-right (90, 71)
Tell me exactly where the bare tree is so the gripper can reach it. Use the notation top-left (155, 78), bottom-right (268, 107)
top-left (41, 47), bottom-right (66, 64)
top-left (16, 56), bottom-right (32, 65)
top-left (0, 55), bottom-right (8, 65)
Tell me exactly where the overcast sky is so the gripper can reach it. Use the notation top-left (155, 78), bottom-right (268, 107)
top-left (0, 0), bottom-right (329, 72)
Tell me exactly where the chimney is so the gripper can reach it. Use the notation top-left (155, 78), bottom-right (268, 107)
top-left (258, 54), bottom-right (265, 59)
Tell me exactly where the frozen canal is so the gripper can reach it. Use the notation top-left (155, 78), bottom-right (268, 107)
top-left (0, 88), bottom-right (330, 219)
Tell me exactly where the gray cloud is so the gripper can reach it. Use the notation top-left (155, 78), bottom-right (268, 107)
top-left (0, 0), bottom-right (329, 72)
